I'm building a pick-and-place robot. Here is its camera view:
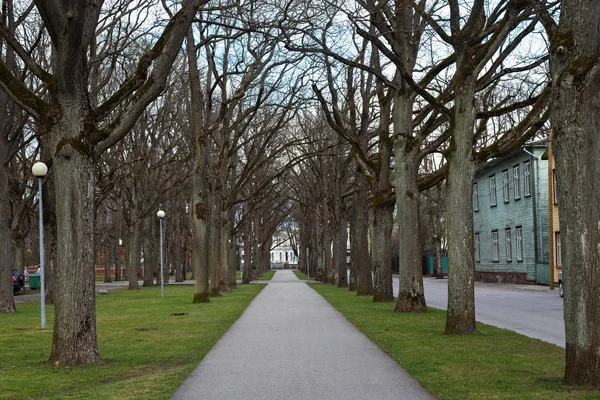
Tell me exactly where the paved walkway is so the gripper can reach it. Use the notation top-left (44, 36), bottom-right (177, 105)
top-left (171, 270), bottom-right (433, 400)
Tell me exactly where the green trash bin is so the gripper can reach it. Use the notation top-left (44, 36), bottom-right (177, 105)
top-left (29, 274), bottom-right (40, 290)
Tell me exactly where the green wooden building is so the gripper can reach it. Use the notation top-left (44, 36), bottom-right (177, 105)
top-left (472, 143), bottom-right (550, 284)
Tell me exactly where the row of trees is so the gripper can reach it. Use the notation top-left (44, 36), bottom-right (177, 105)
top-left (0, 0), bottom-right (599, 389)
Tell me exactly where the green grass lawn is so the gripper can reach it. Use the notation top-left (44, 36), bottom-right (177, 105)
top-left (310, 283), bottom-right (600, 400)
top-left (293, 270), bottom-right (308, 280)
top-left (257, 270), bottom-right (276, 281)
top-left (0, 284), bottom-right (264, 400)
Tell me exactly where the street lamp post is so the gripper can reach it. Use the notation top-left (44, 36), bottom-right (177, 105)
top-left (32, 161), bottom-right (47, 330)
top-left (157, 209), bottom-right (165, 298)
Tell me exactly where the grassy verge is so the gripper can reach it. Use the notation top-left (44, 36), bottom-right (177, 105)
top-left (0, 284), bottom-right (264, 400)
top-left (310, 284), bottom-right (600, 400)
top-left (293, 270), bottom-right (308, 280)
top-left (257, 270), bottom-right (276, 281)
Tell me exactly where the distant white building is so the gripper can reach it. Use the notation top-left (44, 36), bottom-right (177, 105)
top-left (270, 230), bottom-right (298, 268)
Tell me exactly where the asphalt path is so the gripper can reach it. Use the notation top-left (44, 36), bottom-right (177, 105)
top-left (172, 270), bottom-right (434, 400)
top-left (393, 276), bottom-right (566, 347)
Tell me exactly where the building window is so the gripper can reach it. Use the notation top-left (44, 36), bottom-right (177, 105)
top-left (502, 170), bottom-right (510, 203)
top-left (492, 230), bottom-right (499, 262)
top-left (556, 232), bottom-right (561, 267)
top-left (524, 161), bottom-right (531, 197)
top-left (475, 233), bottom-right (480, 263)
top-left (473, 183), bottom-right (479, 211)
top-left (553, 169), bottom-right (558, 204)
top-left (516, 226), bottom-right (523, 261)
top-left (513, 165), bottom-right (521, 199)
top-left (490, 175), bottom-right (497, 206)
top-left (505, 228), bottom-right (512, 262)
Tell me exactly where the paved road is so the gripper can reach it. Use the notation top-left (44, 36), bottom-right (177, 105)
top-left (172, 270), bottom-right (434, 400)
top-left (393, 276), bottom-right (565, 347)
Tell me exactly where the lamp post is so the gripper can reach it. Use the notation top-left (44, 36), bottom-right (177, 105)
top-left (32, 161), bottom-right (47, 329)
top-left (157, 209), bottom-right (165, 298)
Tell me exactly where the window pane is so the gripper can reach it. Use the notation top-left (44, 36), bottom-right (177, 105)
top-left (473, 183), bottom-right (479, 211)
top-left (516, 227), bottom-right (523, 261)
top-left (490, 176), bottom-right (497, 206)
top-left (524, 161), bottom-right (531, 197)
top-left (514, 165), bottom-right (521, 199)
top-left (475, 233), bottom-right (480, 262)
top-left (505, 228), bottom-right (512, 262)
top-left (503, 170), bottom-right (509, 203)
top-left (492, 230), bottom-right (499, 261)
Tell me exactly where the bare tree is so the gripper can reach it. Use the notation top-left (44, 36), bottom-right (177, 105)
top-left (534, 0), bottom-right (600, 387)
top-left (0, 0), bottom-right (205, 366)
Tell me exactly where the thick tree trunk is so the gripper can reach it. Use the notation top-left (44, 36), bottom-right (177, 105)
top-left (393, 93), bottom-right (426, 313)
top-left (188, 28), bottom-right (210, 303)
top-left (0, 144), bottom-right (14, 312)
top-left (372, 201), bottom-right (395, 302)
top-left (48, 151), bottom-right (101, 366)
top-left (445, 83), bottom-right (477, 334)
top-left (550, 1), bottom-right (600, 385)
top-left (192, 184), bottom-right (209, 302)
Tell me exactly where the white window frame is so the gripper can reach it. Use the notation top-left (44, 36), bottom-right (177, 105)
top-left (513, 165), bottom-right (521, 200)
top-left (516, 226), bottom-right (523, 261)
top-left (475, 233), bottom-right (480, 263)
top-left (473, 183), bottom-right (479, 211)
top-left (490, 175), bottom-right (497, 206)
top-left (492, 230), bottom-right (499, 262)
top-left (556, 232), bottom-right (561, 267)
top-left (505, 228), bottom-right (512, 262)
top-left (523, 161), bottom-right (531, 197)
top-left (502, 170), bottom-right (510, 203)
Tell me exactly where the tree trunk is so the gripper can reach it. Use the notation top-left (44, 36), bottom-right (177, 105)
top-left (209, 192), bottom-right (222, 297)
top-left (243, 221), bottom-right (253, 282)
top-left (372, 200), bottom-right (395, 302)
top-left (0, 142), bottom-right (14, 312)
top-left (48, 151), bottom-right (101, 366)
top-left (394, 93), bottom-right (426, 313)
top-left (322, 198), bottom-right (333, 284)
top-left (187, 28), bottom-right (210, 303)
top-left (142, 215), bottom-right (155, 287)
top-left (127, 215), bottom-right (141, 290)
top-left (355, 172), bottom-right (373, 296)
top-left (444, 82), bottom-right (477, 334)
top-left (336, 212), bottom-right (348, 288)
top-left (348, 203), bottom-right (358, 291)
top-left (550, 1), bottom-right (600, 385)
top-left (105, 243), bottom-right (115, 283)
top-left (229, 234), bottom-right (237, 289)
top-left (12, 237), bottom-right (24, 274)
top-left (220, 210), bottom-right (231, 292)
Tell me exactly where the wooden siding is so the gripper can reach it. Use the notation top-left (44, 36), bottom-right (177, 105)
top-left (472, 147), bottom-right (549, 283)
